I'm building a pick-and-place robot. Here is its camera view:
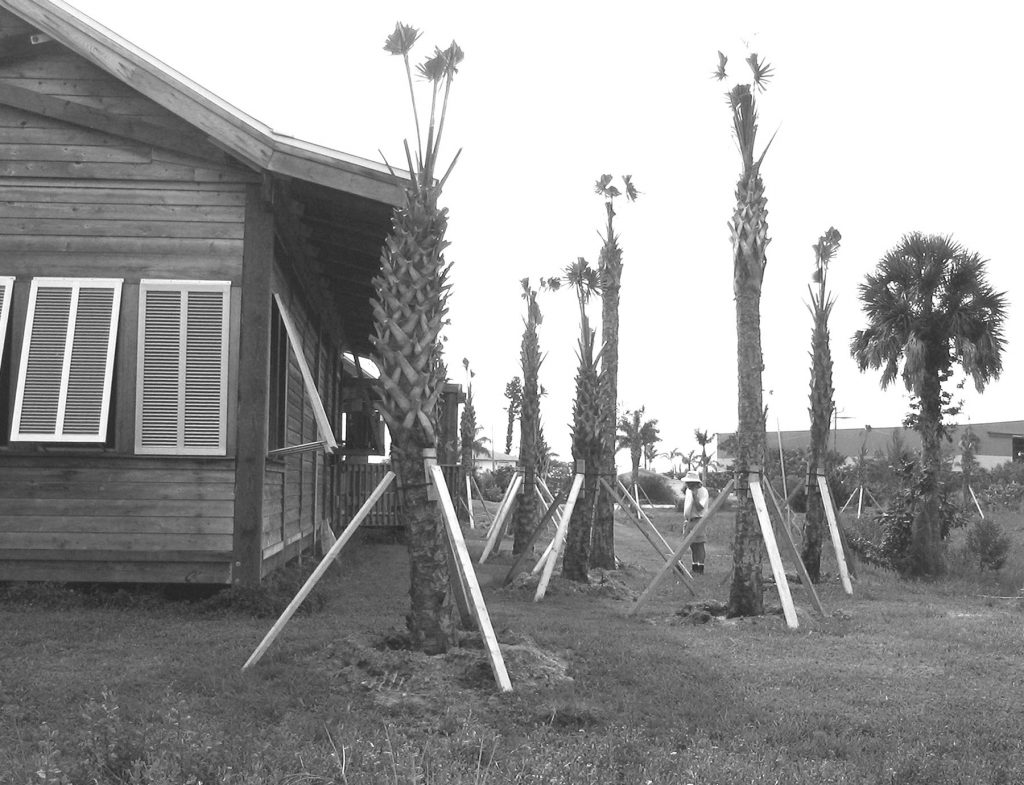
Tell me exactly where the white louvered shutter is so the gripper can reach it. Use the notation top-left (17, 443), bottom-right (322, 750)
top-left (136, 280), bottom-right (229, 455)
top-left (0, 276), bottom-right (13, 368)
top-left (11, 278), bottom-right (122, 442)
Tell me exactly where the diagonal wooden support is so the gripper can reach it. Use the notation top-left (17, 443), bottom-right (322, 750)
top-left (479, 472), bottom-right (523, 563)
top-left (601, 477), bottom-right (695, 594)
top-left (503, 486), bottom-right (569, 586)
top-left (762, 480), bottom-right (824, 615)
top-left (243, 472), bottom-right (396, 671)
top-left (430, 466), bottom-right (512, 692)
top-left (816, 474), bottom-right (854, 595)
top-left (749, 477), bottom-right (799, 629)
top-left (471, 475), bottom-right (494, 527)
top-left (534, 471), bottom-right (585, 602)
top-left (629, 479), bottom-right (735, 615)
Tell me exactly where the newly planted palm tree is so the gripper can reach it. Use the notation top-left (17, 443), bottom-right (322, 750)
top-left (513, 279), bottom-right (546, 554)
top-left (561, 258), bottom-right (604, 583)
top-left (802, 228), bottom-right (841, 582)
top-left (592, 174), bottom-right (640, 570)
top-left (694, 428), bottom-right (716, 483)
top-left (715, 51), bottom-right (776, 616)
top-left (458, 359), bottom-right (484, 523)
top-left (371, 23), bottom-right (463, 653)
top-left (617, 407), bottom-right (659, 494)
top-left (851, 232), bottom-right (1006, 577)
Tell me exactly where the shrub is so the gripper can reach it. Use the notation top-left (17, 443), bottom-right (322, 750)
top-left (965, 517), bottom-right (1012, 571)
top-left (620, 470), bottom-right (676, 504)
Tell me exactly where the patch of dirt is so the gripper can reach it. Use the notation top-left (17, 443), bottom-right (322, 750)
top-left (675, 600), bottom-right (728, 624)
top-left (500, 568), bottom-right (637, 601)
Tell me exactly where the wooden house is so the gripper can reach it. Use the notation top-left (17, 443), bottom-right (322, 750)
top-left (0, 0), bottom-right (406, 585)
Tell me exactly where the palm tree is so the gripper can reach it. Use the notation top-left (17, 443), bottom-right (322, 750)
top-left (693, 428), bottom-right (716, 483)
top-left (561, 258), bottom-right (604, 583)
top-left (592, 174), bottom-right (640, 570)
top-left (715, 50), bottom-right (776, 616)
top-left (802, 227), bottom-right (841, 582)
top-left (513, 279), bottom-right (546, 554)
top-left (851, 232), bottom-right (1007, 577)
top-left (616, 407), bottom-right (659, 493)
top-left (458, 359), bottom-right (484, 522)
top-left (503, 376), bottom-right (522, 455)
top-left (371, 23), bottom-right (463, 653)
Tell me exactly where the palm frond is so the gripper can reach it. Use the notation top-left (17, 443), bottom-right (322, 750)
top-left (714, 50), bottom-right (728, 81)
top-left (746, 53), bottom-right (774, 90)
top-left (384, 22), bottom-right (421, 56)
top-left (594, 174), bottom-right (613, 196)
top-left (623, 174), bottom-right (640, 202)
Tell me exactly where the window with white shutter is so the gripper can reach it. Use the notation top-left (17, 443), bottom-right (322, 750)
top-left (11, 277), bottom-right (122, 443)
top-left (135, 280), bottom-right (230, 456)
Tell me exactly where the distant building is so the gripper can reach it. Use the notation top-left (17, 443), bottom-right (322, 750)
top-left (479, 450), bottom-right (518, 471)
top-left (717, 420), bottom-right (1024, 471)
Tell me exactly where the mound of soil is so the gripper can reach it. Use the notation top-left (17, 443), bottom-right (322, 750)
top-left (500, 568), bottom-right (636, 601)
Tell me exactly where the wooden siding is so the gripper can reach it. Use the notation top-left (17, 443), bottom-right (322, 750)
top-left (0, 455), bottom-right (235, 582)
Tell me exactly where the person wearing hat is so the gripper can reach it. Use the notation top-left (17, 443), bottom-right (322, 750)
top-left (681, 470), bottom-right (710, 574)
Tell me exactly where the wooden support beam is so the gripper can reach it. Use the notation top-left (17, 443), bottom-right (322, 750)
top-left (478, 473), bottom-right (522, 563)
top-left (749, 477), bottom-right (799, 629)
top-left (817, 474), bottom-right (854, 595)
top-left (534, 471), bottom-right (585, 602)
top-left (242, 472), bottom-right (395, 670)
top-left (429, 466), bottom-right (512, 692)
top-left (762, 480), bottom-right (825, 615)
top-left (502, 486), bottom-right (569, 586)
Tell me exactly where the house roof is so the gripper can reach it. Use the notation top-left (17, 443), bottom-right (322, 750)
top-left (0, 0), bottom-right (408, 356)
top-left (0, 0), bottom-right (405, 206)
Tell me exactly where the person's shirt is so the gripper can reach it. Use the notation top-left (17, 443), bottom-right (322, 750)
top-left (682, 485), bottom-right (709, 520)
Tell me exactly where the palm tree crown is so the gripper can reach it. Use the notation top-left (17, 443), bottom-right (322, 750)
top-left (850, 232), bottom-right (1007, 395)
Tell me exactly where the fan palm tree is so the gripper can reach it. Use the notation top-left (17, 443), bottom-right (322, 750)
top-left (715, 51), bottom-right (776, 616)
top-left (851, 232), bottom-right (1007, 577)
top-left (371, 23), bottom-right (463, 653)
top-left (592, 174), bottom-right (640, 570)
top-left (561, 258), bottom-right (604, 583)
top-left (616, 407), bottom-right (659, 493)
top-left (802, 227), bottom-right (841, 582)
top-left (512, 279), bottom-right (547, 554)
top-left (503, 376), bottom-right (522, 455)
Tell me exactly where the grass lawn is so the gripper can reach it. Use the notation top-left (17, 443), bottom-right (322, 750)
top-left (1, 501), bottom-right (1023, 784)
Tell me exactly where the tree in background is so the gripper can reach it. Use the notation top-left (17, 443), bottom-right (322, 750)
top-left (503, 376), bottom-right (522, 455)
top-left (802, 227), bottom-right (841, 582)
top-left (851, 233), bottom-right (1007, 577)
top-left (693, 428), bottom-right (716, 483)
top-left (715, 50), bottom-right (776, 616)
top-left (561, 258), bottom-right (604, 583)
top-left (372, 24), bottom-right (463, 653)
top-left (617, 407), bottom-right (659, 493)
top-left (458, 359), bottom-right (487, 522)
top-left (960, 425), bottom-right (980, 513)
top-left (592, 174), bottom-right (640, 570)
top-left (512, 279), bottom-right (552, 554)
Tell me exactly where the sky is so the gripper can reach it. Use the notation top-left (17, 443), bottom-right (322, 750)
top-left (68, 0), bottom-right (1023, 469)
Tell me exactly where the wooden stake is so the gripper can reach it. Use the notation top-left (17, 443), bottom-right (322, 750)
top-left (534, 471), bottom-right (585, 602)
top-left (242, 472), bottom-right (395, 671)
top-left (749, 477), bottom-right (798, 629)
top-left (969, 485), bottom-right (984, 519)
top-left (479, 473), bottom-right (523, 563)
top-left (465, 475), bottom-right (475, 529)
top-left (817, 474), bottom-right (853, 595)
top-left (503, 486), bottom-right (569, 586)
top-left (629, 479), bottom-right (735, 615)
top-left (471, 476), bottom-right (494, 527)
top-left (601, 477), bottom-right (695, 592)
top-left (429, 466), bottom-right (512, 692)
top-left (762, 481), bottom-right (824, 615)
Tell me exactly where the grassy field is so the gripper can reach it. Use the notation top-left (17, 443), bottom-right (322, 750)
top-left (1, 502), bottom-right (1022, 784)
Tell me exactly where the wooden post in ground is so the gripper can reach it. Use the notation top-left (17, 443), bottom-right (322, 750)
top-left (749, 475), bottom-right (798, 629)
top-left (816, 474), bottom-right (853, 595)
top-left (503, 487), bottom-right (569, 586)
top-left (242, 472), bottom-right (396, 671)
top-left (479, 473), bottom-right (523, 563)
top-left (762, 481), bottom-right (824, 615)
top-left (534, 466), bottom-right (585, 602)
top-left (629, 479), bottom-right (735, 615)
top-left (471, 476), bottom-right (494, 527)
top-left (429, 466), bottom-right (512, 693)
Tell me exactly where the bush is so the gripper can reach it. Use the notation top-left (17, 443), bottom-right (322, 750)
top-left (965, 518), bottom-right (1012, 571)
top-left (620, 470), bottom-right (676, 504)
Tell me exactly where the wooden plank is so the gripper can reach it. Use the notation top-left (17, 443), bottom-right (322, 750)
top-left (534, 471), bottom-right (585, 602)
top-left (0, 175), bottom-right (248, 193)
top-left (0, 559), bottom-right (232, 584)
top-left (430, 466), bottom-right (512, 692)
top-left (0, 217), bottom-right (245, 239)
top-left (817, 474), bottom-right (854, 595)
top-left (749, 478), bottom-right (799, 629)
top-left (0, 141), bottom-right (153, 163)
top-left (0, 254), bottom-right (242, 283)
top-left (762, 480), bottom-right (825, 616)
top-left (0, 183), bottom-right (246, 205)
top-left (0, 159), bottom-right (254, 182)
top-left (233, 183), bottom-right (272, 586)
top-left (0, 481), bottom-right (235, 500)
top-left (629, 480), bottom-right (735, 616)
top-left (0, 497), bottom-right (234, 516)
top-left (0, 531), bottom-right (234, 550)
top-left (0, 515), bottom-right (233, 534)
top-left (0, 199), bottom-right (244, 222)
top-left (0, 548), bottom-right (232, 562)
top-left (242, 471), bottom-right (395, 671)
top-left (478, 473), bottom-right (522, 563)
top-left (0, 235), bottom-right (244, 255)
top-left (0, 464), bottom-right (235, 483)
top-left (502, 485), bottom-right (569, 586)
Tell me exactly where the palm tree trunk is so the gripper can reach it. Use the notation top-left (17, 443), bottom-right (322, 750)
top-left (910, 368), bottom-right (945, 577)
top-left (802, 313), bottom-right (832, 582)
top-left (728, 276), bottom-right (767, 616)
top-left (391, 436), bottom-right (456, 654)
